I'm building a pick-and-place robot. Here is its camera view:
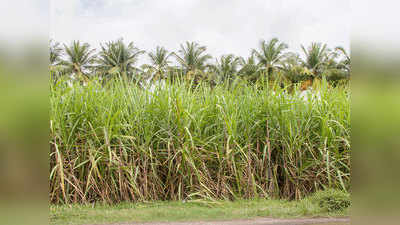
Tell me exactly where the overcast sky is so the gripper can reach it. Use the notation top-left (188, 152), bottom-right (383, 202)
top-left (50, 0), bottom-right (350, 61)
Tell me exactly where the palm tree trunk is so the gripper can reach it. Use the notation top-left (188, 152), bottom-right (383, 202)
top-left (121, 71), bottom-right (128, 83)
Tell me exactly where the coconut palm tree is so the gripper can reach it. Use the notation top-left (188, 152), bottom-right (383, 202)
top-left (210, 54), bottom-right (241, 83)
top-left (142, 46), bottom-right (172, 82)
top-left (238, 54), bottom-right (261, 82)
top-left (280, 52), bottom-right (313, 84)
top-left (50, 39), bottom-right (63, 66)
top-left (252, 38), bottom-right (288, 79)
top-left (317, 46), bottom-right (351, 83)
top-left (334, 46), bottom-right (350, 74)
top-left (173, 41), bottom-right (212, 74)
top-left (300, 42), bottom-right (331, 78)
top-left (63, 41), bottom-right (96, 81)
top-left (97, 39), bottom-right (145, 82)
top-left (50, 40), bottom-right (65, 82)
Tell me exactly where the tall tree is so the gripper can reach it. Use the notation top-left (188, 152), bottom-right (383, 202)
top-left (334, 46), bottom-right (350, 74)
top-left (50, 39), bottom-right (63, 66)
top-left (300, 42), bottom-right (331, 78)
top-left (280, 52), bottom-right (313, 84)
top-left (252, 38), bottom-right (288, 78)
top-left (97, 39), bottom-right (145, 82)
top-left (238, 54), bottom-right (261, 82)
top-left (211, 54), bottom-right (241, 83)
top-left (142, 46), bottom-right (172, 82)
top-left (318, 46), bottom-right (351, 83)
top-left (173, 41), bottom-right (212, 74)
top-left (49, 40), bottom-right (65, 82)
top-left (63, 41), bottom-right (96, 81)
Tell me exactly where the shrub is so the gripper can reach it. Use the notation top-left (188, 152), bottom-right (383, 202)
top-left (310, 189), bottom-right (351, 212)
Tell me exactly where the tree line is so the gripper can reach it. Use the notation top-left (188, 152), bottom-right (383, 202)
top-left (50, 38), bottom-right (350, 86)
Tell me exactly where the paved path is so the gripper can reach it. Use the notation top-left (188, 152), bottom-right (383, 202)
top-left (94, 217), bottom-right (350, 225)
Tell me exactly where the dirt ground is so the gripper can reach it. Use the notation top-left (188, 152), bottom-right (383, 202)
top-left (94, 217), bottom-right (350, 225)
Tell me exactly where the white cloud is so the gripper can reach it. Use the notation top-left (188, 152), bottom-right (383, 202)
top-left (0, 0), bottom-right (48, 44)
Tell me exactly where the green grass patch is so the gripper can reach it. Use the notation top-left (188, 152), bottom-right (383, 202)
top-left (50, 189), bottom-right (350, 225)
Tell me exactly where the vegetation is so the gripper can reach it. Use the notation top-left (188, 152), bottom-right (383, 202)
top-left (49, 37), bottom-right (350, 209)
top-left (310, 189), bottom-right (351, 212)
top-left (142, 46), bottom-right (172, 82)
top-left (50, 189), bottom-right (349, 225)
top-left (50, 75), bottom-right (350, 204)
top-left (252, 38), bottom-right (288, 79)
top-left (96, 39), bottom-right (145, 82)
top-left (62, 41), bottom-right (96, 81)
top-left (49, 38), bottom-right (350, 86)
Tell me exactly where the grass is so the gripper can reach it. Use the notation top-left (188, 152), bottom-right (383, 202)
top-left (50, 189), bottom-right (350, 225)
top-left (50, 77), bottom-right (350, 204)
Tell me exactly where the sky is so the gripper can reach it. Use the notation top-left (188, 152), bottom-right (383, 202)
top-left (50, 0), bottom-right (350, 61)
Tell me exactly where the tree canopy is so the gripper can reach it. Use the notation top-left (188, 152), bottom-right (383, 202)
top-left (50, 38), bottom-right (350, 86)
